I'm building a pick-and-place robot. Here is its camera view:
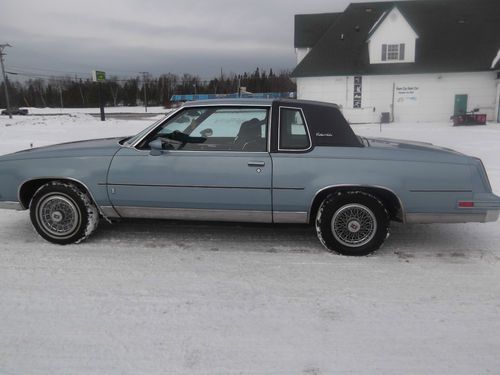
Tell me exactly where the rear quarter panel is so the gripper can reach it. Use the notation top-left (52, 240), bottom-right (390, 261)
top-left (271, 146), bottom-right (475, 219)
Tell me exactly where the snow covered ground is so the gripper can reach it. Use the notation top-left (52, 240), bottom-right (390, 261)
top-left (2, 105), bottom-right (170, 115)
top-left (1, 115), bottom-right (500, 374)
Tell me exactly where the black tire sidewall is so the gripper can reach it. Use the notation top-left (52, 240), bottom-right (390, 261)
top-left (316, 192), bottom-right (389, 256)
top-left (30, 184), bottom-right (89, 245)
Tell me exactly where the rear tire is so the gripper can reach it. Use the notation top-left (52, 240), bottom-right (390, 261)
top-left (30, 181), bottom-right (99, 245)
top-left (315, 191), bottom-right (389, 256)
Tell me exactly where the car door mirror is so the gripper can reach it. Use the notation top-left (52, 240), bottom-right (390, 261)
top-left (149, 139), bottom-right (163, 156)
top-left (200, 128), bottom-right (213, 137)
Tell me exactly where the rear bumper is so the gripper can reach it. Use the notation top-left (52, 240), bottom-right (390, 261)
top-left (406, 210), bottom-right (499, 224)
top-left (0, 201), bottom-right (24, 211)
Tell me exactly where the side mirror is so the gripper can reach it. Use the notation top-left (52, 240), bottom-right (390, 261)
top-left (149, 139), bottom-right (163, 156)
top-left (200, 128), bottom-right (213, 137)
top-left (473, 108), bottom-right (480, 113)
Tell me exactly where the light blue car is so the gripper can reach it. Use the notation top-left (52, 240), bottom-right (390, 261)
top-left (1, 99), bottom-right (499, 255)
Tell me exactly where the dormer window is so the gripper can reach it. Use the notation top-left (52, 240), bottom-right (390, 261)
top-left (382, 44), bottom-right (405, 61)
top-left (367, 6), bottom-right (418, 64)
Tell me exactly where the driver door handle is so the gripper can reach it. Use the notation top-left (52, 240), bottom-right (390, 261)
top-left (248, 161), bottom-right (265, 167)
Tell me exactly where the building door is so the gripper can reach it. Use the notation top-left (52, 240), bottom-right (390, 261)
top-left (454, 94), bottom-right (468, 115)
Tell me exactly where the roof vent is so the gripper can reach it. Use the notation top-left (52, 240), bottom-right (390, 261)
top-left (458, 19), bottom-right (468, 24)
top-left (365, 8), bottom-right (373, 12)
top-left (354, 25), bottom-right (360, 32)
top-left (341, 33), bottom-right (344, 40)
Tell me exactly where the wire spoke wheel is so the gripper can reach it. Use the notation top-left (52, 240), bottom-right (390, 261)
top-left (331, 203), bottom-right (377, 248)
top-left (36, 194), bottom-right (81, 239)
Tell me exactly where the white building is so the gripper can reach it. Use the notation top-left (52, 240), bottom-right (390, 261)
top-left (292, 0), bottom-right (500, 123)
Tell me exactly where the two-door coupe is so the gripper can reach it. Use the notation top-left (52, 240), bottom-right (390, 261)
top-left (1, 99), bottom-right (499, 255)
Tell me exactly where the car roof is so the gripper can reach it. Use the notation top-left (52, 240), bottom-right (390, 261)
top-left (182, 98), bottom-right (340, 109)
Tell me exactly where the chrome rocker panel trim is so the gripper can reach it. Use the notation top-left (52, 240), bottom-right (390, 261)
top-left (101, 206), bottom-right (309, 224)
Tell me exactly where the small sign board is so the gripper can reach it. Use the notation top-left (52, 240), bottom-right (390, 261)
top-left (395, 85), bottom-right (419, 105)
top-left (91, 70), bottom-right (106, 82)
top-left (353, 76), bottom-right (362, 108)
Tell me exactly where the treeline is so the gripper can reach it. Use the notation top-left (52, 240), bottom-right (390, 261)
top-left (0, 68), bottom-right (296, 109)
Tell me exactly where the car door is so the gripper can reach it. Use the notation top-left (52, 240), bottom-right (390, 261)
top-left (107, 105), bottom-right (273, 222)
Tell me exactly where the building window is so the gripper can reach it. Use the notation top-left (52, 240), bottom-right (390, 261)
top-left (382, 43), bottom-right (405, 61)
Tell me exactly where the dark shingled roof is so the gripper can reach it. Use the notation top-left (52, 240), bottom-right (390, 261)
top-left (294, 12), bottom-right (341, 48)
top-left (292, 0), bottom-right (500, 77)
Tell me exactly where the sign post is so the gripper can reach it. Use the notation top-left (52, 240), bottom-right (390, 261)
top-left (92, 70), bottom-right (106, 121)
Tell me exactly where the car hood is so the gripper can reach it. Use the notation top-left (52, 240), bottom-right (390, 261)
top-left (365, 137), bottom-right (464, 156)
top-left (0, 137), bottom-right (126, 161)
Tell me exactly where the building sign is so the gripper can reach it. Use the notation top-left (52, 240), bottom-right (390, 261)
top-left (91, 70), bottom-right (106, 82)
top-left (395, 85), bottom-right (419, 105)
top-left (353, 76), bottom-right (362, 108)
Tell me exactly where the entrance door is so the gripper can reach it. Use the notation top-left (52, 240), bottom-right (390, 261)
top-left (107, 106), bottom-right (273, 222)
top-left (454, 94), bottom-right (468, 115)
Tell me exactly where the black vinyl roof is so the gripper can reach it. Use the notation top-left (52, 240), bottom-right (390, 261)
top-left (292, 0), bottom-right (500, 77)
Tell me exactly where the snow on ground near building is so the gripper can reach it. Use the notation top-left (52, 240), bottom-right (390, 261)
top-left (1, 115), bottom-right (500, 374)
top-left (1, 105), bottom-right (170, 115)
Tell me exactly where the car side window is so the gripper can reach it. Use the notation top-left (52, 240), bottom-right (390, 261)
top-left (138, 107), bottom-right (268, 152)
top-left (279, 108), bottom-right (311, 150)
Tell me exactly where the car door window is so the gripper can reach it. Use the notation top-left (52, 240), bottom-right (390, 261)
top-left (139, 107), bottom-right (268, 152)
top-left (279, 108), bottom-right (311, 150)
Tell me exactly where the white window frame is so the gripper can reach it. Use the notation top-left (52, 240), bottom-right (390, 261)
top-left (387, 44), bottom-right (400, 60)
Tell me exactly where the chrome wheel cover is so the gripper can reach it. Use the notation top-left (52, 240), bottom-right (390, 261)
top-left (331, 204), bottom-right (377, 248)
top-left (36, 194), bottom-right (81, 239)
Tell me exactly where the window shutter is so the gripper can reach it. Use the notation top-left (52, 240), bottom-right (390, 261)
top-left (382, 44), bottom-right (387, 61)
top-left (399, 43), bottom-right (405, 60)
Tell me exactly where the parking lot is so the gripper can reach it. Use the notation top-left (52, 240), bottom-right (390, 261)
top-left (1, 114), bottom-right (500, 374)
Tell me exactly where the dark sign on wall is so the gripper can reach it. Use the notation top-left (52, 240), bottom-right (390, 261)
top-left (353, 76), bottom-right (362, 108)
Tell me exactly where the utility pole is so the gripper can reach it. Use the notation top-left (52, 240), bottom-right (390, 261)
top-left (140, 72), bottom-right (148, 112)
top-left (0, 44), bottom-right (12, 119)
top-left (58, 83), bottom-right (64, 109)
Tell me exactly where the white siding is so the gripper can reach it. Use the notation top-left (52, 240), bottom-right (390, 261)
top-left (368, 7), bottom-right (418, 64)
top-left (297, 72), bottom-right (498, 123)
top-left (496, 80), bottom-right (500, 122)
top-left (295, 48), bottom-right (311, 64)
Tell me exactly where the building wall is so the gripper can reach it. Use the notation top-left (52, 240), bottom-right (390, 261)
top-left (297, 71), bottom-right (499, 123)
top-left (368, 7), bottom-right (418, 64)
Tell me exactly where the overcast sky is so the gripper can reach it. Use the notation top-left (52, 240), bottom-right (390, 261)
top-left (1, 0), bottom-right (380, 80)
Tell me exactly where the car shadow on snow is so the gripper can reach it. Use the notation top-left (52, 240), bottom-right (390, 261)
top-left (86, 218), bottom-right (500, 260)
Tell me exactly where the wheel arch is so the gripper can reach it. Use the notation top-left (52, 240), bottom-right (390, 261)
top-left (18, 177), bottom-right (98, 210)
top-left (308, 185), bottom-right (405, 224)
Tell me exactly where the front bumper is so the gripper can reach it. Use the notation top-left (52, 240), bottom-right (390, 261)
top-left (0, 201), bottom-right (24, 211)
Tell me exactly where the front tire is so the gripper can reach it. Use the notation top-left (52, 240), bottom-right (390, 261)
top-left (30, 181), bottom-right (99, 245)
top-left (315, 191), bottom-right (389, 256)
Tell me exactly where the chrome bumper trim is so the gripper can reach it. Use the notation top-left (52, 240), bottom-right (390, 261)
top-left (0, 201), bottom-right (24, 211)
top-left (406, 211), bottom-right (499, 224)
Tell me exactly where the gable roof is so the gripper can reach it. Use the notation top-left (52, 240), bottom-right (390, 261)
top-left (366, 5), bottom-right (418, 41)
top-left (294, 12), bottom-right (341, 48)
top-left (292, 0), bottom-right (500, 77)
